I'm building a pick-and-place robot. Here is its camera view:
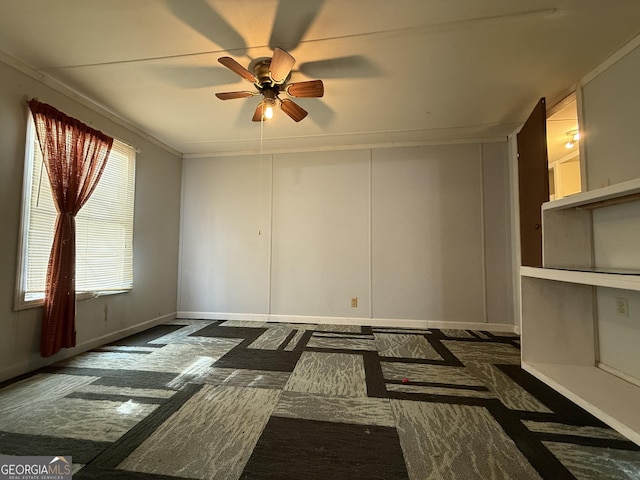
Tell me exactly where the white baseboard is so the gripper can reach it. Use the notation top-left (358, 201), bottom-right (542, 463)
top-left (0, 312), bottom-right (176, 384)
top-left (176, 311), bottom-right (517, 333)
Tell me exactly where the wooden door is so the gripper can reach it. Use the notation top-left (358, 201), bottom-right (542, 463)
top-left (517, 98), bottom-right (549, 267)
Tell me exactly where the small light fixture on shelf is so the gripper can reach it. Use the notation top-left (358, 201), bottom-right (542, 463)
top-left (565, 129), bottom-right (580, 149)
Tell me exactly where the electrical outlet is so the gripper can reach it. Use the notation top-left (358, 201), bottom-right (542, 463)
top-left (615, 297), bottom-right (629, 317)
top-left (351, 297), bottom-right (358, 308)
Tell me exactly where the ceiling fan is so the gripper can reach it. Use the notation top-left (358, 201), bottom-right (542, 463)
top-left (215, 47), bottom-right (324, 122)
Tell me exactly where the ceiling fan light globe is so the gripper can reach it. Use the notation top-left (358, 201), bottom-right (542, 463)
top-left (265, 106), bottom-right (274, 119)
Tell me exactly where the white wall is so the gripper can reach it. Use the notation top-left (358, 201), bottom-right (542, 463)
top-left (0, 59), bottom-right (182, 382)
top-left (597, 288), bottom-right (640, 381)
top-left (593, 201), bottom-right (640, 271)
top-left (592, 200), bottom-right (640, 378)
top-left (271, 150), bottom-right (371, 317)
top-left (178, 154), bottom-right (270, 314)
top-left (482, 143), bottom-right (514, 325)
top-left (179, 142), bottom-right (514, 329)
top-left (578, 40), bottom-right (640, 381)
top-left (371, 145), bottom-right (484, 322)
top-left (581, 42), bottom-right (640, 190)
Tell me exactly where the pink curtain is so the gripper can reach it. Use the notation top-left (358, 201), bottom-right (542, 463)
top-left (28, 100), bottom-right (113, 357)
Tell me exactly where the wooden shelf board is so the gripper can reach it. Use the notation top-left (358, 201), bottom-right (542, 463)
top-left (521, 266), bottom-right (640, 291)
top-left (543, 177), bottom-right (640, 211)
top-left (522, 361), bottom-right (640, 446)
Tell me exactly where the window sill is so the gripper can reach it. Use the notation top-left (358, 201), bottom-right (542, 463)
top-left (14, 289), bottom-right (131, 311)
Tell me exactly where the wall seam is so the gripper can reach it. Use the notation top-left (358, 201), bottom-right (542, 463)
top-left (480, 144), bottom-right (489, 324)
top-left (369, 149), bottom-right (374, 319)
top-left (267, 154), bottom-right (274, 315)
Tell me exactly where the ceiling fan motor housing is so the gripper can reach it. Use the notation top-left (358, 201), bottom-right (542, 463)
top-left (254, 59), bottom-right (289, 89)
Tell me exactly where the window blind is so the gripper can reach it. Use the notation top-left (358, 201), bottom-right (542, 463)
top-left (22, 117), bottom-right (136, 303)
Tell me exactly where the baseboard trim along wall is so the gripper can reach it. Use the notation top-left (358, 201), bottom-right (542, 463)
top-left (176, 311), bottom-right (518, 334)
top-left (0, 312), bottom-right (177, 383)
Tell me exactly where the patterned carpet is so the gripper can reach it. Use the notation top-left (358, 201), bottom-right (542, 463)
top-left (1, 319), bottom-right (639, 479)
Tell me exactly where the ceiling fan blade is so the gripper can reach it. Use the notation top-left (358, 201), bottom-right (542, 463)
top-left (215, 91), bottom-right (255, 100)
top-left (286, 80), bottom-right (324, 98)
top-left (270, 47), bottom-right (295, 84)
top-left (280, 99), bottom-right (308, 122)
top-left (218, 57), bottom-right (257, 83)
top-left (269, 0), bottom-right (325, 51)
top-left (252, 102), bottom-right (266, 122)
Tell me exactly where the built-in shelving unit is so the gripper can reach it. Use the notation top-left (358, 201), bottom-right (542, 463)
top-left (521, 177), bottom-right (640, 446)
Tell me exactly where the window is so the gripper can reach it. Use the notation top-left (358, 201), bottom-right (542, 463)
top-left (15, 114), bottom-right (136, 309)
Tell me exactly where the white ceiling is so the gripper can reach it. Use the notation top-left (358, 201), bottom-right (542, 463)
top-left (1, 0), bottom-right (639, 156)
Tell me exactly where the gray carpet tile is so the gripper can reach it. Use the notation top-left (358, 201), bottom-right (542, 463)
top-left (1, 320), bottom-right (638, 479)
